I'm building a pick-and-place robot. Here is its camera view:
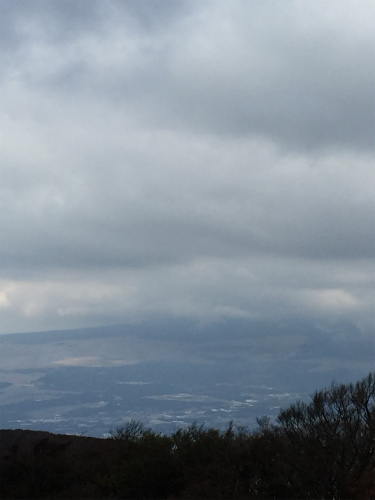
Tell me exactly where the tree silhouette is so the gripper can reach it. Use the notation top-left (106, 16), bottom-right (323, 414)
top-left (277, 372), bottom-right (375, 498)
top-left (1, 372), bottom-right (374, 499)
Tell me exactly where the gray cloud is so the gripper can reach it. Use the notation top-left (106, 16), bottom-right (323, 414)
top-left (3, 1), bottom-right (374, 151)
top-left (0, 0), bottom-right (374, 334)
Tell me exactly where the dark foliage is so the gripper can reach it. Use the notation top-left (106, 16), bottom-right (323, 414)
top-left (1, 373), bottom-right (374, 499)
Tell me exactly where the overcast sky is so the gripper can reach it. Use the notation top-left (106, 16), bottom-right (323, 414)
top-left (0, 0), bottom-right (374, 335)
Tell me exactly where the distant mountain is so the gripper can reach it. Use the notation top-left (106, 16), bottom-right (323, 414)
top-left (0, 318), bottom-right (373, 437)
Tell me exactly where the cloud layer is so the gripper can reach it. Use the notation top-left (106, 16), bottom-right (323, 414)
top-left (0, 0), bottom-right (374, 334)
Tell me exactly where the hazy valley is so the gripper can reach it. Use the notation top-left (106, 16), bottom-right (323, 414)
top-left (0, 319), bottom-right (372, 437)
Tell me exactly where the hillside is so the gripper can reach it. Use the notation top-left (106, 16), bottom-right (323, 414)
top-left (1, 373), bottom-right (374, 499)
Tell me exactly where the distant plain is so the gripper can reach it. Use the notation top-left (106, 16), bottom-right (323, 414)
top-left (0, 319), bottom-right (372, 437)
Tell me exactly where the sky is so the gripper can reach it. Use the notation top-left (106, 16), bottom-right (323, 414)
top-left (0, 0), bottom-right (374, 335)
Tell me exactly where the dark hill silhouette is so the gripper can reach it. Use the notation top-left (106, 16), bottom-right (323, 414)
top-left (1, 373), bottom-right (374, 499)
